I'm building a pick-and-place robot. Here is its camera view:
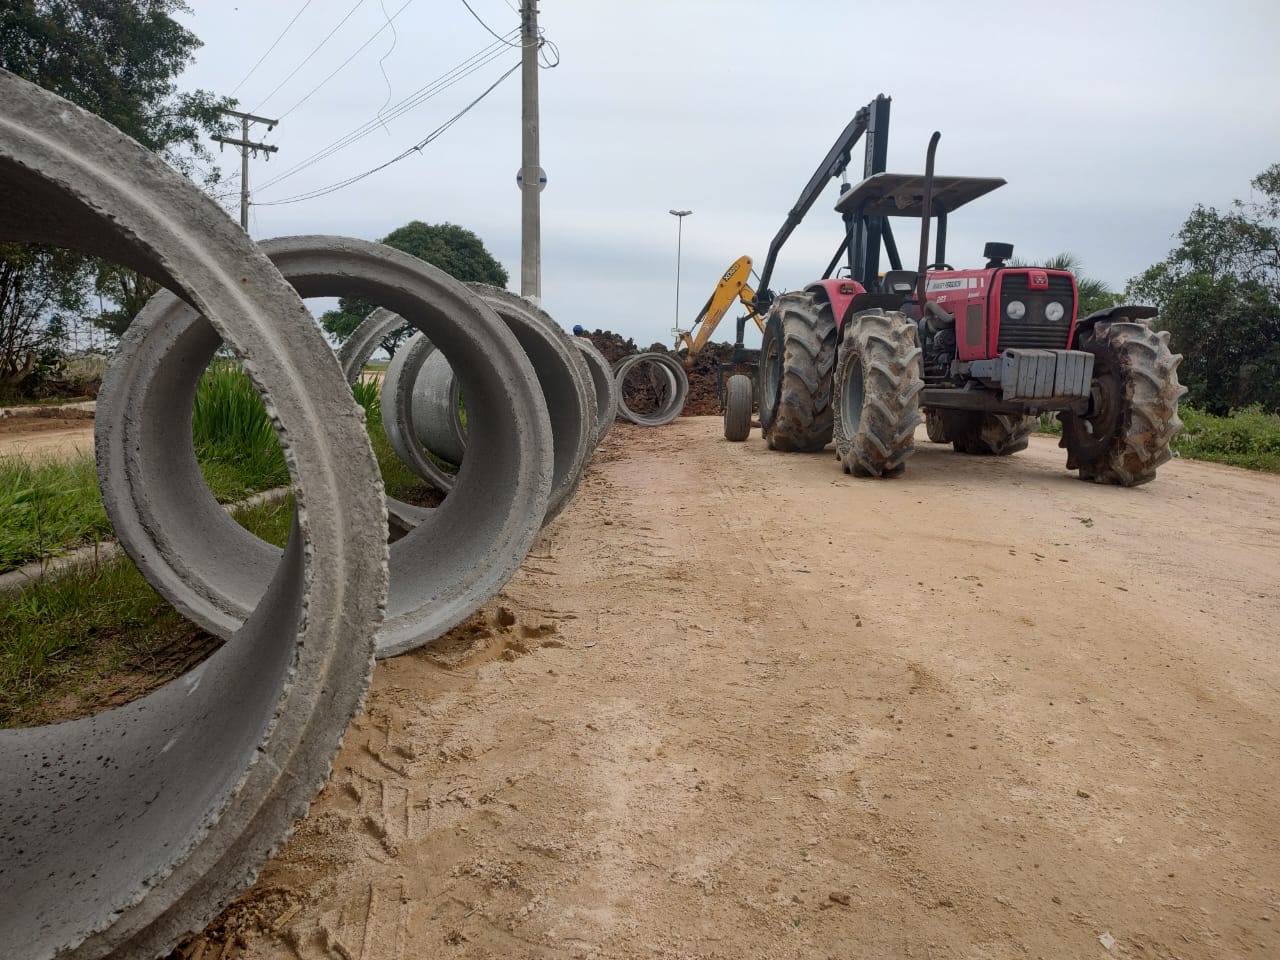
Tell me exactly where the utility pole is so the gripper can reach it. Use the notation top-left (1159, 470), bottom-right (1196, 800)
top-left (519, 0), bottom-right (542, 301)
top-left (212, 109), bottom-right (279, 232)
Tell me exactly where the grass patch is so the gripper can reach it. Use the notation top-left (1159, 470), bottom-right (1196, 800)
top-left (0, 495), bottom-right (294, 728)
top-left (0, 457), bottom-right (111, 573)
top-left (1173, 405), bottom-right (1280, 472)
top-left (192, 363), bottom-right (289, 501)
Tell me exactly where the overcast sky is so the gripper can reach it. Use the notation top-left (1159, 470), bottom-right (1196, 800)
top-left (177, 0), bottom-right (1280, 349)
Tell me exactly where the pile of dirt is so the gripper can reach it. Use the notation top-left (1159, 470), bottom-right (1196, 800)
top-left (582, 330), bottom-right (753, 418)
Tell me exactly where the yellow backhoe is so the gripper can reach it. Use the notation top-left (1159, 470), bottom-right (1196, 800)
top-left (672, 255), bottom-right (765, 365)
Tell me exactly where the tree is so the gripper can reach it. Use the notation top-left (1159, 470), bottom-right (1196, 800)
top-left (0, 0), bottom-right (233, 364)
top-left (1128, 165), bottom-right (1280, 414)
top-left (321, 222), bottom-right (510, 356)
top-left (1010, 252), bottom-right (1121, 317)
top-left (0, 243), bottom-right (89, 392)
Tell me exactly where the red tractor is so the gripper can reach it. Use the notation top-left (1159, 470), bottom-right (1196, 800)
top-left (738, 96), bottom-right (1186, 486)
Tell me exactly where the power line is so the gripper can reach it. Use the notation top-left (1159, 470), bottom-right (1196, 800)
top-left (275, 0), bottom-right (418, 120)
top-left (458, 0), bottom-right (522, 46)
top-left (256, 36), bottom-right (515, 193)
top-left (254, 59), bottom-right (520, 207)
top-left (251, 0), bottom-right (369, 114)
top-left (230, 0), bottom-right (316, 95)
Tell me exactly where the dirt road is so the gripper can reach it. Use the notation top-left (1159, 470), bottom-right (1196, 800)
top-left (192, 418), bottom-right (1280, 960)
top-left (0, 415), bottom-right (94, 461)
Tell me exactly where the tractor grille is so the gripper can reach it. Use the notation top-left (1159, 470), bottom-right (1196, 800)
top-left (997, 272), bottom-right (1075, 351)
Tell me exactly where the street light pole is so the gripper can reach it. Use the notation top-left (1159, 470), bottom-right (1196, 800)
top-left (669, 209), bottom-right (692, 332)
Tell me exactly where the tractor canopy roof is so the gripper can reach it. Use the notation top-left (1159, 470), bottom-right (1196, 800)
top-left (834, 173), bottom-right (1006, 218)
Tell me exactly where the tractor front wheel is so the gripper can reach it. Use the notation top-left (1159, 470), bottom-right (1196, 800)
top-left (723, 374), bottom-right (753, 441)
top-left (759, 292), bottom-right (837, 452)
top-left (1060, 319), bottom-right (1186, 486)
top-left (833, 309), bottom-right (923, 477)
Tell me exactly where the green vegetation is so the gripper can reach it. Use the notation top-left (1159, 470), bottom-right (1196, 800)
top-left (192, 362), bottom-right (289, 501)
top-left (0, 0), bottom-right (234, 380)
top-left (0, 457), bottom-right (111, 573)
top-left (1173, 405), bottom-right (1280, 472)
top-left (1128, 164), bottom-right (1280, 415)
top-left (0, 495), bottom-right (293, 728)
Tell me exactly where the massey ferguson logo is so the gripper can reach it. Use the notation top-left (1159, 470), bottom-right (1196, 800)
top-left (926, 277), bottom-right (966, 291)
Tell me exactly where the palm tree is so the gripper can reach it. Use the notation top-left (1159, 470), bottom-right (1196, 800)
top-left (1010, 253), bottom-right (1120, 316)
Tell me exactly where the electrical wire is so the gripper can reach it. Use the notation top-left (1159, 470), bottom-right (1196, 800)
top-left (229, 0), bottom-right (316, 96)
top-left (256, 36), bottom-right (514, 192)
top-left (251, 0), bottom-right (369, 114)
top-left (276, 0), bottom-right (417, 120)
top-left (373, 0), bottom-right (400, 130)
top-left (458, 0), bottom-right (524, 46)
top-left (254, 59), bottom-right (520, 207)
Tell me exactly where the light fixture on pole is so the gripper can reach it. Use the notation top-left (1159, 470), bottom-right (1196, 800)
top-left (669, 209), bottom-right (692, 334)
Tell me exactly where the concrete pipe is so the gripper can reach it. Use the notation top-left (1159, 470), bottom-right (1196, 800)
top-left (382, 334), bottom-right (462, 494)
top-left (614, 351), bottom-right (690, 426)
top-left (571, 337), bottom-right (620, 445)
top-left (467, 284), bottom-right (598, 524)
top-left (95, 236), bottom-right (554, 660)
top-left (336, 308), bottom-right (453, 526)
top-left (370, 288), bottom-right (597, 526)
top-left (0, 70), bottom-right (388, 960)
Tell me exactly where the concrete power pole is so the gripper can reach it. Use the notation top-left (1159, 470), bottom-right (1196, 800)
top-left (519, 0), bottom-right (542, 301)
top-left (212, 109), bottom-right (279, 232)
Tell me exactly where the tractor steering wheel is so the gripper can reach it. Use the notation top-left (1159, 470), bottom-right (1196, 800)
top-left (923, 262), bottom-right (955, 271)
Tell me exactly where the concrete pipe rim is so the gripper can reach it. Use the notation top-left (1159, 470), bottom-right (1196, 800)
top-left (382, 332), bottom-right (461, 493)
top-left (339, 307), bottom-right (457, 503)
top-left (0, 70), bottom-right (386, 960)
top-left (571, 337), bottom-right (619, 445)
top-left (465, 283), bottom-right (598, 526)
top-left (614, 352), bottom-right (690, 426)
top-left (94, 235), bottom-right (554, 661)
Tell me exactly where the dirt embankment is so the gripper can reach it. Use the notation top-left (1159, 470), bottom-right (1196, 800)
top-left (179, 420), bottom-right (1280, 960)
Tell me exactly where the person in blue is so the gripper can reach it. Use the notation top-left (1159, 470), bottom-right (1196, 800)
top-left (572, 324), bottom-right (586, 337)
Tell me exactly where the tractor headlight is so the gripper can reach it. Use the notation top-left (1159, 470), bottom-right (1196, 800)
top-left (1006, 300), bottom-right (1026, 320)
top-left (1045, 301), bottom-right (1066, 322)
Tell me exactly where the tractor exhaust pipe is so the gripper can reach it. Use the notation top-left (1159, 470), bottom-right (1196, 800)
top-left (915, 131), bottom-right (941, 305)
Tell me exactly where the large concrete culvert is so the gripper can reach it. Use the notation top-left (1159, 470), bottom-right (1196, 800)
top-left (571, 336), bottom-right (620, 445)
top-left (0, 71), bottom-right (388, 960)
top-left (95, 236), bottom-right (556, 660)
top-left (614, 351), bottom-right (690, 426)
top-left (354, 287), bottom-right (598, 528)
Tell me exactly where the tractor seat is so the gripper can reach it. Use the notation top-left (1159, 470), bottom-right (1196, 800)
top-left (881, 269), bottom-right (917, 295)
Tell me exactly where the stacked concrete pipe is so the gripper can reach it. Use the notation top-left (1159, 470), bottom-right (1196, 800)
top-left (96, 236), bottom-right (556, 660)
top-left (0, 70), bottom-right (388, 960)
top-left (614, 351), bottom-right (690, 426)
top-left (572, 337), bottom-right (619, 444)
top-left (359, 285), bottom-right (600, 525)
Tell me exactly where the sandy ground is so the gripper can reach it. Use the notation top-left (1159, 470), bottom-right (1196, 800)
top-left (185, 417), bottom-right (1279, 960)
top-left (0, 416), bottom-right (95, 461)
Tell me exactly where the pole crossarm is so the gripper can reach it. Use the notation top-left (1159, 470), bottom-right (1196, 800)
top-left (211, 135), bottom-right (279, 155)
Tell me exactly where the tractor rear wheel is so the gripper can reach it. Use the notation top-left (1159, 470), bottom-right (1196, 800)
top-left (723, 374), bottom-right (752, 441)
top-left (1060, 319), bottom-right (1186, 486)
top-left (833, 309), bottom-right (923, 477)
top-left (950, 412), bottom-right (1037, 455)
top-left (759, 292), bottom-right (837, 452)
